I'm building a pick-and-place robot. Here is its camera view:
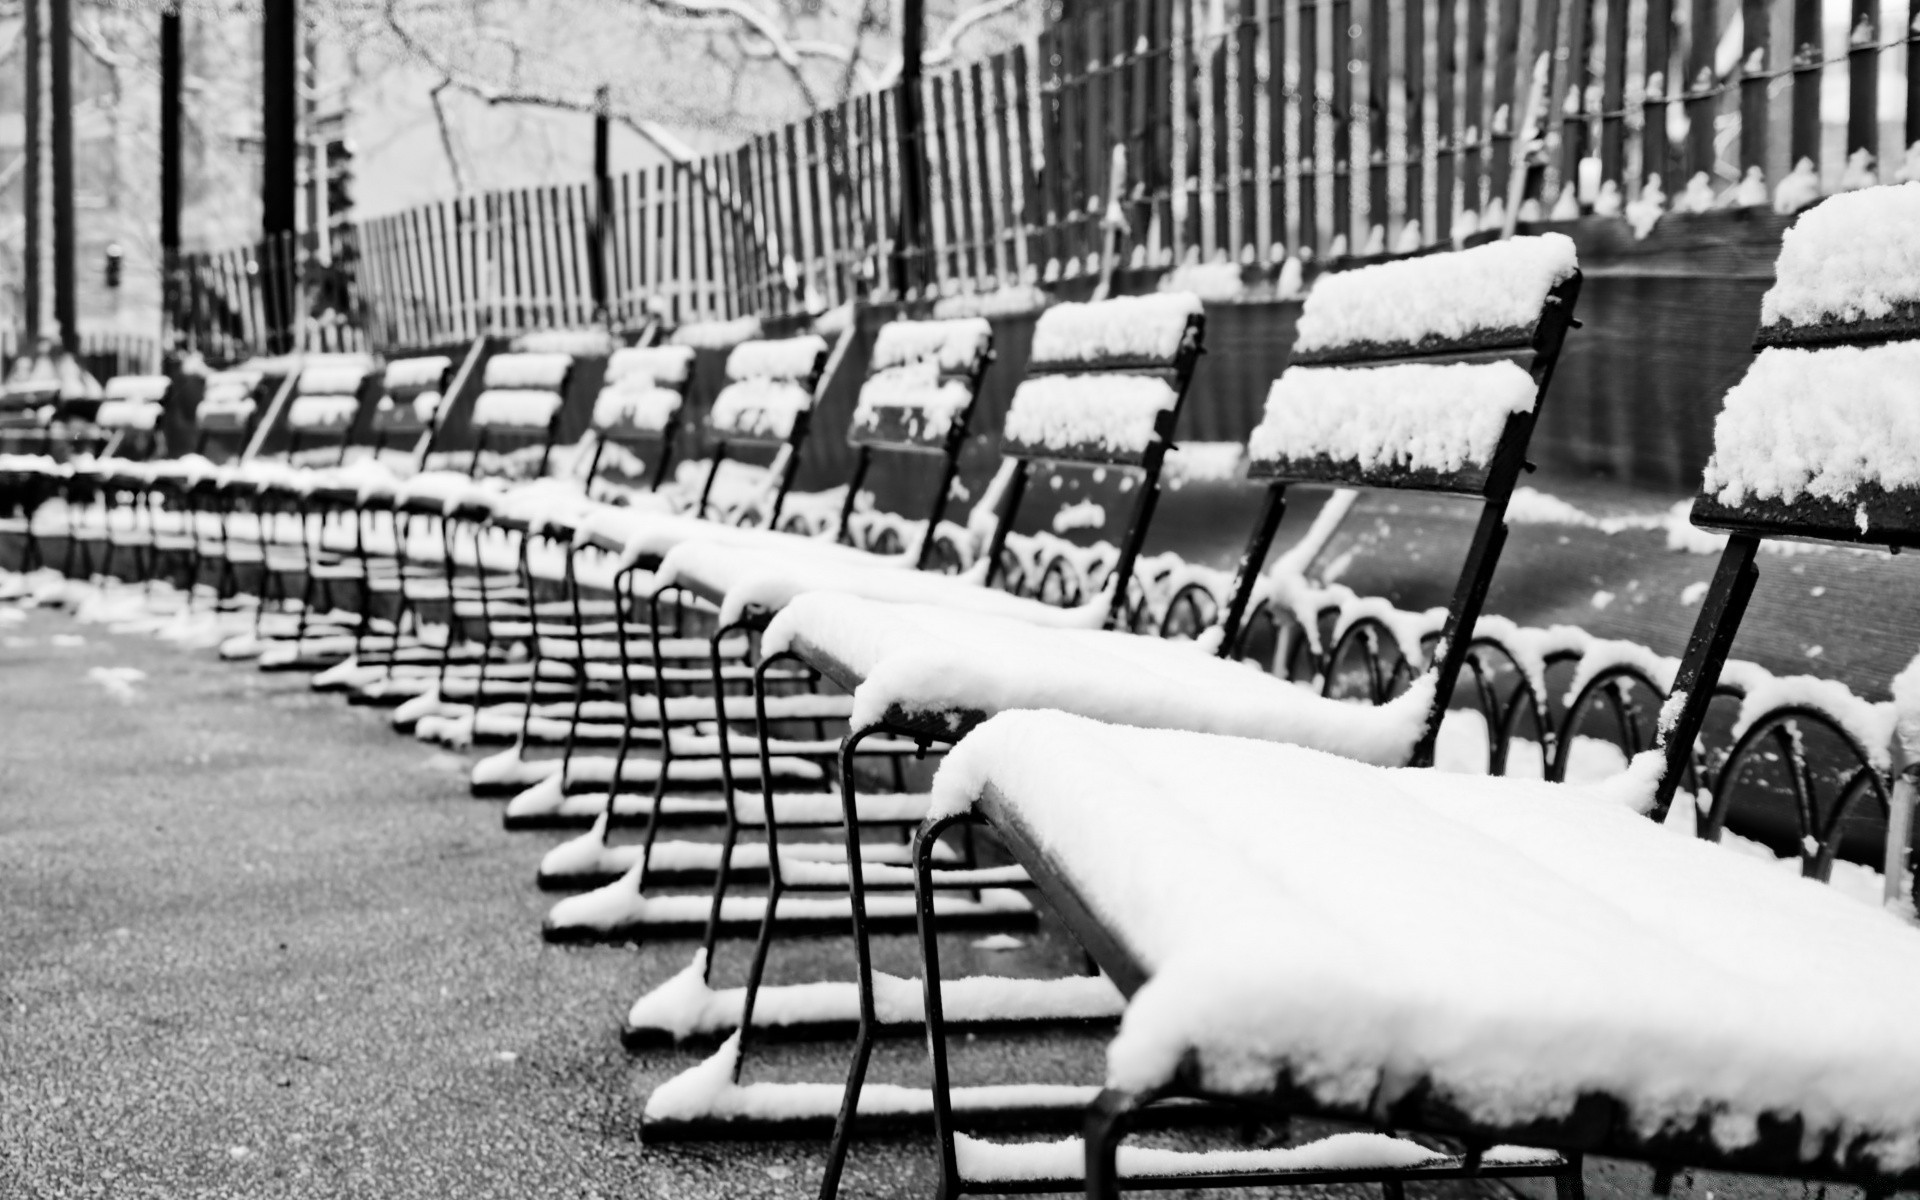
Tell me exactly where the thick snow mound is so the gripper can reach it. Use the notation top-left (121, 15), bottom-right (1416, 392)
top-left (482, 352), bottom-right (571, 391)
top-left (1028, 293), bottom-right (1202, 365)
top-left (935, 710), bottom-right (1920, 1171)
top-left (1762, 183), bottom-right (1920, 328)
top-left (470, 389), bottom-right (563, 429)
top-left (1294, 233), bottom-right (1577, 355)
top-left (514, 328), bottom-right (615, 357)
top-left (297, 362), bottom-right (370, 395)
top-left (1249, 360), bottom-right (1536, 474)
top-left (96, 400), bottom-right (162, 430)
top-left (725, 336), bottom-right (828, 381)
top-left (870, 318), bottom-right (993, 372)
top-left (102, 374), bottom-right (171, 402)
top-left (708, 377), bottom-right (814, 439)
top-left (1003, 374), bottom-right (1177, 455)
top-left (1700, 341), bottom-right (1920, 506)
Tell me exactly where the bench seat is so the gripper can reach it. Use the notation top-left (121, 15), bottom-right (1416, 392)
top-left (935, 709), bottom-right (1920, 1184)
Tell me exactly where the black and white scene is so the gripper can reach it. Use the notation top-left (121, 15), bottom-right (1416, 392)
top-left (8, 0), bottom-right (1920, 1196)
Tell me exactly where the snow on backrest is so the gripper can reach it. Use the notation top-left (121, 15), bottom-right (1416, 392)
top-left (852, 318), bottom-right (993, 448)
top-left (725, 336), bottom-right (829, 382)
top-left (297, 363), bottom-right (368, 396)
top-left (1028, 293), bottom-right (1202, 367)
top-left (483, 352), bottom-right (571, 392)
top-left (869, 318), bottom-right (992, 374)
top-left (1249, 360), bottom-right (1540, 482)
top-left (102, 375), bottom-right (170, 403)
top-left (384, 356), bottom-right (451, 392)
top-left (593, 377), bottom-right (683, 433)
top-left (1699, 340), bottom-right (1920, 511)
top-left (197, 370), bottom-right (261, 427)
top-left (708, 377), bottom-right (813, 440)
top-left (606, 345), bottom-right (696, 387)
top-left (470, 389), bottom-right (564, 430)
top-left (287, 395), bottom-right (361, 429)
top-left (1759, 183), bottom-right (1920, 343)
top-left (1292, 233), bottom-right (1578, 363)
top-left (1002, 374), bottom-right (1180, 461)
top-left (670, 315), bottom-right (763, 350)
top-left (514, 328), bottom-right (615, 357)
top-left (96, 399), bottom-right (162, 430)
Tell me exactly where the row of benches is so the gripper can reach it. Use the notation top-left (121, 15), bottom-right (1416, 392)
top-left (4, 185), bottom-right (1919, 1199)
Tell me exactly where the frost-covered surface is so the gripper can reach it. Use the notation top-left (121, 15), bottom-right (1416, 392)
top-left (1028, 293), bottom-right (1202, 366)
top-left (707, 378), bottom-right (814, 439)
top-left (1249, 361), bottom-right (1536, 474)
top-left (762, 592), bottom-right (1434, 762)
top-left (514, 328), bottom-right (616, 357)
top-left (1293, 234), bottom-right (1577, 355)
top-left (1762, 184), bottom-right (1920, 328)
top-left (934, 710), bottom-right (1920, 1169)
top-left (1700, 341), bottom-right (1920, 507)
top-left (482, 352), bottom-right (572, 391)
top-left (1003, 375), bottom-right (1177, 455)
top-left (606, 345), bottom-right (695, 387)
top-left (286, 395), bottom-right (360, 429)
top-left (469, 389), bottom-right (563, 429)
top-left (101, 375), bottom-right (170, 402)
top-left (1726, 668), bottom-right (1896, 770)
top-left (725, 336), bottom-right (828, 381)
top-left (870, 318), bottom-right (993, 372)
top-left (384, 356), bottom-right (452, 390)
top-left (852, 361), bottom-right (974, 441)
top-left (670, 315), bottom-right (763, 349)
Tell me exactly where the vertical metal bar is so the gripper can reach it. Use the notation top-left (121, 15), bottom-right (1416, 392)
top-left (1739, 0), bottom-right (1770, 174)
top-left (1651, 534), bottom-right (1761, 819)
top-left (160, 7), bottom-right (182, 352)
top-left (50, 0), bottom-right (77, 352)
top-left (23, 0), bottom-right (40, 343)
top-left (1847, 0), bottom-right (1879, 162)
top-left (895, 0), bottom-right (928, 294)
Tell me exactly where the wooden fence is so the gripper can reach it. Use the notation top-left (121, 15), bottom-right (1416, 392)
top-left (163, 0), bottom-right (1920, 358)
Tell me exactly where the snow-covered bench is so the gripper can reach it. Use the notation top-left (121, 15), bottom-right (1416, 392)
top-left (583, 344), bottom-right (696, 491)
top-left (908, 187), bottom-right (1920, 1198)
top-left (631, 239), bottom-right (1587, 1176)
top-left (524, 296), bottom-right (1206, 925)
top-left (477, 320), bottom-right (996, 802)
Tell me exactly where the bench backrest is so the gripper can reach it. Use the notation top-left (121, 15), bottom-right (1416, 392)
top-left (1655, 182), bottom-right (1920, 815)
top-left (685, 334), bottom-right (831, 523)
top-left (192, 368), bottom-right (267, 453)
top-left (836, 317), bottom-right (995, 564)
top-left (465, 351), bottom-right (572, 476)
top-left (369, 355), bottom-right (454, 447)
top-left (587, 344), bottom-right (697, 489)
top-left (981, 292), bottom-right (1207, 627)
top-left (1218, 234), bottom-right (1583, 766)
top-left (284, 361), bottom-right (377, 462)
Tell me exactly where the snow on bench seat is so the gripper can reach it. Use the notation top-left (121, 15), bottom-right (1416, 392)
top-left (1292, 233), bottom-right (1577, 362)
top-left (935, 710), bottom-right (1920, 1178)
top-left (762, 591), bottom-right (1430, 762)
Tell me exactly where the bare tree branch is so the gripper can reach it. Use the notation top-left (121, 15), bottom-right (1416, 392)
top-left (428, 76), bottom-right (467, 193)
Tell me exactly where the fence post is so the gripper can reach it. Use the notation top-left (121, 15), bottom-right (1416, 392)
top-left (893, 0), bottom-right (929, 296)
